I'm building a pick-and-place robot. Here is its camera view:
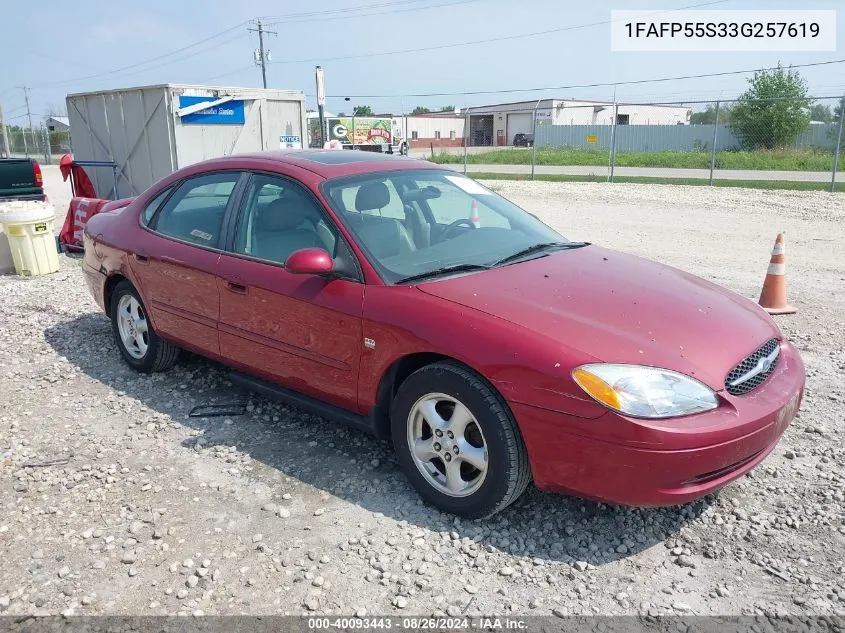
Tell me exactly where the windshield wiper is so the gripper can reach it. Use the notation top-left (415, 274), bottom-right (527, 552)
top-left (492, 241), bottom-right (588, 267)
top-left (395, 263), bottom-right (491, 284)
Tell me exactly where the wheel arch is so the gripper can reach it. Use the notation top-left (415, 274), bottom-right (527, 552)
top-left (371, 352), bottom-right (510, 440)
top-left (104, 273), bottom-right (130, 317)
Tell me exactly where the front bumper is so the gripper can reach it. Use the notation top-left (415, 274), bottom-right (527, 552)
top-left (515, 340), bottom-right (806, 507)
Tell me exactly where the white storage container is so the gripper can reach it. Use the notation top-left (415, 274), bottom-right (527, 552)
top-left (67, 84), bottom-right (308, 198)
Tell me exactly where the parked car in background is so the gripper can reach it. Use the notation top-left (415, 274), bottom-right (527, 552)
top-left (513, 133), bottom-right (533, 147)
top-left (0, 158), bottom-right (46, 201)
top-left (81, 150), bottom-right (805, 518)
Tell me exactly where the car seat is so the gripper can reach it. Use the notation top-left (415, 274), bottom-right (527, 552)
top-left (250, 197), bottom-right (323, 263)
top-left (350, 182), bottom-right (416, 259)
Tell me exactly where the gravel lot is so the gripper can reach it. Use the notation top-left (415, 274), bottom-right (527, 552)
top-left (1, 171), bottom-right (843, 618)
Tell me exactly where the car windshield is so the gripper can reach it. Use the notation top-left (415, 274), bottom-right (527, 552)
top-left (321, 169), bottom-right (570, 283)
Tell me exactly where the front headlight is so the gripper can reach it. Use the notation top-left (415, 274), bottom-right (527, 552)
top-left (572, 364), bottom-right (718, 419)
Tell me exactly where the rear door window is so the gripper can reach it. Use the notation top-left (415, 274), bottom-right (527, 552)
top-left (153, 173), bottom-right (241, 247)
top-left (140, 187), bottom-right (173, 226)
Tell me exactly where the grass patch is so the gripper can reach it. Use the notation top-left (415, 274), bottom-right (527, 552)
top-left (468, 171), bottom-right (845, 192)
top-left (433, 148), bottom-right (836, 171)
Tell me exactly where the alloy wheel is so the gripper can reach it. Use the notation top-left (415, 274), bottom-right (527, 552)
top-left (406, 392), bottom-right (488, 497)
top-left (116, 294), bottom-right (149, 360)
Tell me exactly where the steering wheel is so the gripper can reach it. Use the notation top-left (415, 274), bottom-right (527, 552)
top-left (440, 218), bottom-right (477, 241)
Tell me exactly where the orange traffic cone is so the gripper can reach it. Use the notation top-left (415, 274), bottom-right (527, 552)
top-left (758, 232), bottom-right (796, 315)
top-left (469, 200), bottom-right (481, 228)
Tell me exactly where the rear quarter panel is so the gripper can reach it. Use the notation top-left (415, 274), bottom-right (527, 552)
top-left (83, 202), bottom-right (149, 320)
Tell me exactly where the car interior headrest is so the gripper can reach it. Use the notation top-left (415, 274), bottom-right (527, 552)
top-left (256, 197), bottom-right (316, 232)
top-left (355, 181), bottom-right (390, 212)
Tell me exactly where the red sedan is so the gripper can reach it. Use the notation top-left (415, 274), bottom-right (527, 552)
top-left (82, 150), bottom-right (805, 518)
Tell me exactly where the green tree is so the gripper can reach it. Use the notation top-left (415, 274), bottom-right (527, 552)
top-left (352, 105), bottom-right (374, 116)
top-left (690, 104), bottom-right (732, 125)
top-left (730, 63), bottom-right (811, 149)
top-left (337, 111), bottom-right (346, 117)
top-left (411, 106), bottom-right (431, 115)
top-left (809, 103), bottom-right (833, 122)
top-left (439, 105), bottom-right (456, 112)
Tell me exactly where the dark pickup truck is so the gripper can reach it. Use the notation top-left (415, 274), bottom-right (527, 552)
top-left (0, 158), bottom-right (46, 201)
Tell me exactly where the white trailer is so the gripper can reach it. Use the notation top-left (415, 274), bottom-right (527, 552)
top-left (66, 83), bottom-right (307, 197)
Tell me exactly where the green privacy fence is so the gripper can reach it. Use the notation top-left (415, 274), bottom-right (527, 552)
top-left (535, 122), bottom-right (840, 153)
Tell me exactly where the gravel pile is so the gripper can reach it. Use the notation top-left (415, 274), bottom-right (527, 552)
top-left (0, 181), bottom-right (843, 617)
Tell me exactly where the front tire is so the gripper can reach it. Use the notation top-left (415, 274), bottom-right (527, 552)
top-left (110, 280), bottom-right (179, 373)
top-left (391, 362), bottom-right (532, 518)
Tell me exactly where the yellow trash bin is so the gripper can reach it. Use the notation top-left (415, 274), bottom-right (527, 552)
top-left (0, 201), bottom-right (60, 277)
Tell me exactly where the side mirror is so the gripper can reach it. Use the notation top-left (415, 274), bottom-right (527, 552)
top-left (284, 247), bottom-right (334, 275)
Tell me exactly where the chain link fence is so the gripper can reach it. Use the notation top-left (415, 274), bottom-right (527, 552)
top-left (441, 95), bottom-right (844, 192)
top-left (1, 126), bottom-right (71, 165)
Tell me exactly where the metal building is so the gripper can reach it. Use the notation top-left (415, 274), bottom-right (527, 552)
top-left (405, 116), bottom-right (465, 148)
top-left (66, 84), bottom-right (307, 197)
top-left (463, 98), bottom-right (692, 146)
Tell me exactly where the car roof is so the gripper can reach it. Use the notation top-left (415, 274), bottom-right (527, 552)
top-left (211, 149), bottom-right (440, 179)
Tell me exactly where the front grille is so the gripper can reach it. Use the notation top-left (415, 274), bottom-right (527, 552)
top-left (724, 338), bottom-right (780, 396)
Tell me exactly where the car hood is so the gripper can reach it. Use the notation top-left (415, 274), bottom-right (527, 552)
top-left (417, 245), bottom-right (780, 390)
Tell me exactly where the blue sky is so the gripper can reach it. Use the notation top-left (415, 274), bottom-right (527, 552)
top-left (1, 0), bottom-right (843, 123)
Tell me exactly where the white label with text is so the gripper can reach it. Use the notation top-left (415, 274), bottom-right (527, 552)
top-left (610, 10), bottom-right (836, 52)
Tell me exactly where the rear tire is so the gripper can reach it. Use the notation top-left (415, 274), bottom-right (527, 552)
top-left (391, 361), bottom-right (531, 519)
top-left (110, 280), bottom-right (179, 373)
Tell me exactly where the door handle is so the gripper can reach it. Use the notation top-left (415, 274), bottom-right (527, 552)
top-left (226, 281), bottom-right (248, 294)
top-left (133, 252), bottom-right (149, 264)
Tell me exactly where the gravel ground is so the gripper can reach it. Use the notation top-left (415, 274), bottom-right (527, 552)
top-left (0, 175), bottom-right (843, 618)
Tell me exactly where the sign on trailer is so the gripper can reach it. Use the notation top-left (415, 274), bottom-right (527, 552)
top-left (280, 135), bottom-right (302, 149)
top-left (179, 96), bottom-right (246, 125)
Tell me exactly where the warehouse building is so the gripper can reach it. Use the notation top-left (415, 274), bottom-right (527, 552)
top-left (406, 116), bottom-right (465, 149)
top-left (460, 98), bottom-right (692, 146)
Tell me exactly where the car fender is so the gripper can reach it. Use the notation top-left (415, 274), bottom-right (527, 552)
top-left (358, 285), bottom-right (608, 420)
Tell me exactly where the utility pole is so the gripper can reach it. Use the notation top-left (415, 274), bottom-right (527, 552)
top-left (22, 86), bottom-right (34, 144)
top-left (20, 86), bottom-right (35, 157)
top-left (315, 66), bottom-right (326, 147)
top-left (0, 103), bottom-right (10, 158)
top-left (248, 20), bottom-right (276, 88)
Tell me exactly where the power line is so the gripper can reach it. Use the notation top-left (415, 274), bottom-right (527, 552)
top-left (109, 32), bottom-right (249, 80)
top-left (201, 64), bottom-right (258, 83)
top-left (18, 21), bottom-right (250, 91)
top-left (2, 104), bottom-right (27, 116)
top-left (268, 0), bottom-right (729, 66)
top-left (259, 0), bottom-right (453, 20)
top-left (311, 58), bottom-right (845, 99)
top-left (263, 0), bottom-right (480, 25)
top-left (5, 112), bottom-right (51, 122)
top-left (21, 48), bottom-right (104, 72)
